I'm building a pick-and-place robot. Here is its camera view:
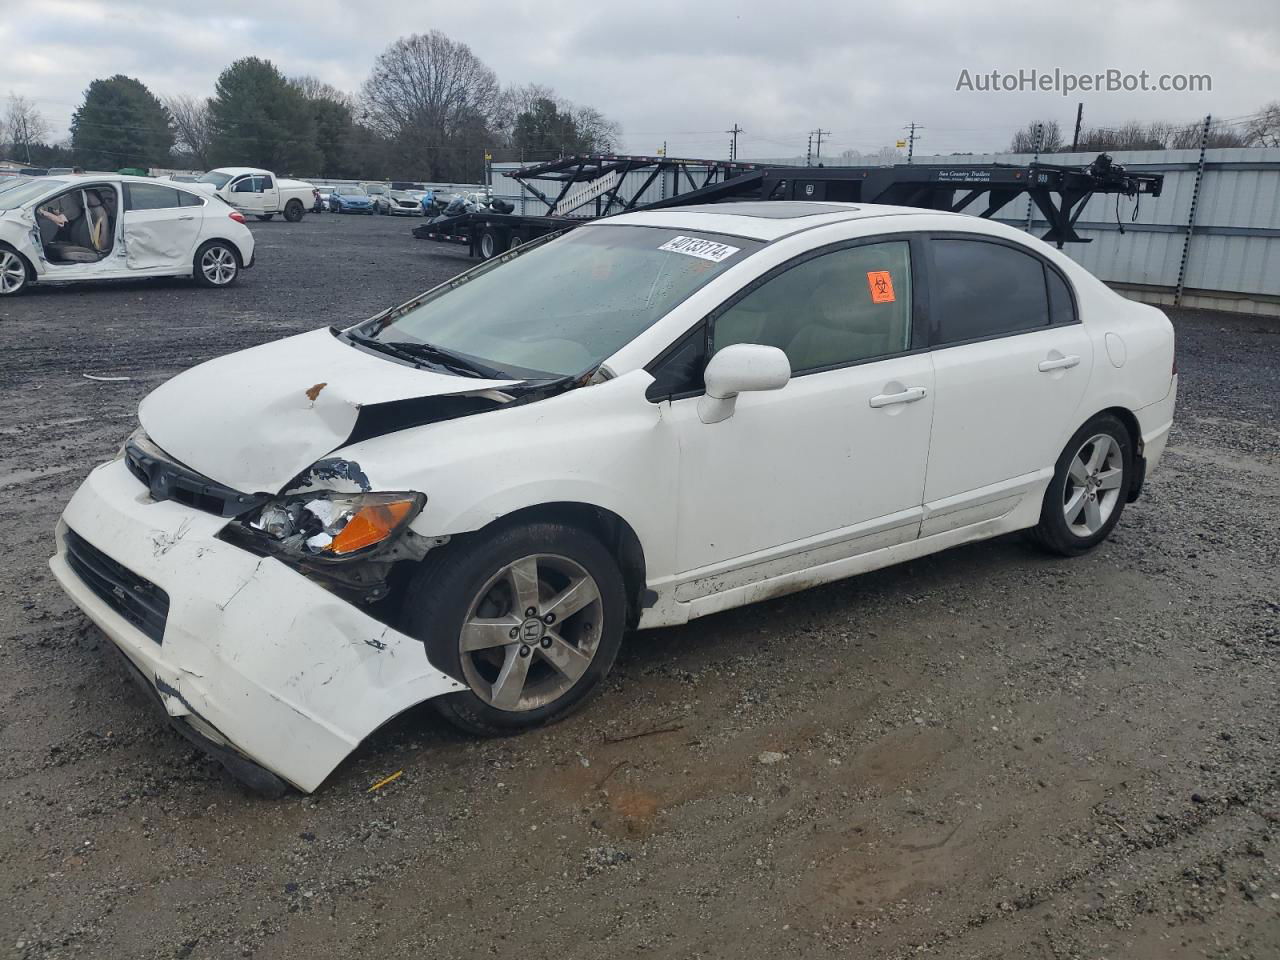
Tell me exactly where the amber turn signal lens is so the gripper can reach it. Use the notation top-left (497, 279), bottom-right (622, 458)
top-left (325, 500), bottom-right (416, 555)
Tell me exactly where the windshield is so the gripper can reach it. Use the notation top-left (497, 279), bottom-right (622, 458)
top-left (0, 179), bottom-right (67, 209)
top-left (358, 224), bottom-right (760, 378)
top-left (336, 187), bottom-right (366, 196)
top-left (366, 185), bottom-right (387, 195)
top-left (197, 171), bottom-right (232, 188)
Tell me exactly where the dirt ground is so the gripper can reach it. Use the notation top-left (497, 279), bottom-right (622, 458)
top-left (0, 212), bottom-right (1277, 960)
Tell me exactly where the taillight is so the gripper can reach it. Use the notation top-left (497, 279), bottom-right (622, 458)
top-left (229, 211), bottom-right (246, 224)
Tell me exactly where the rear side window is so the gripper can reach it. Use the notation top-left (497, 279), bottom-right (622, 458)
top-left (714, 240), bottom-right (913, 374)
top-left (931, 239), bottom-right (1051, 345)
top-left (177, 190), bottom-right (204, 207)
top-left (1047, 266), bottom-right (1077, 325)
top-left (125, 183), bottom-right (183, 211)
top-left (258, 175), bottom-right (274, 190)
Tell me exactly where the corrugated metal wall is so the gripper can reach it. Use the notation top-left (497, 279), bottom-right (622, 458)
top-left (909, 148), bottom-right (1280, 312)
top-left (493, 150), bottom-right (1280, 314)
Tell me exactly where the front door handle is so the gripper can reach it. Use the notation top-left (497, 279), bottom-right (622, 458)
top-left (178, 215), bottom-right (195, 221)
top-left (869, 386), bottom-right (928, 408)
top-left (1038, 354), bottom-right (1081, 372)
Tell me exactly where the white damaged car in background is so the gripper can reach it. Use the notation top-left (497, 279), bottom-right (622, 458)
top-left (0, 174), bottom-right (255, 296)
top-left (50, 202), bottom-right (1176, 793)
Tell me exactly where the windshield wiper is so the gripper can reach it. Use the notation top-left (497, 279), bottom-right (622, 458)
top-left (343, 330), bottom-right (495, 379)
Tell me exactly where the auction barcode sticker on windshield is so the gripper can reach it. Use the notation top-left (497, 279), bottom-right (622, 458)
top-left (658, 236), bottom-right (741, 263)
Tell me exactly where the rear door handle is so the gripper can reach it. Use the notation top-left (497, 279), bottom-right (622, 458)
top-left (1038, 354), bottom-right (1081, 372)
top-left (869, 386), bottom-right (928, 408)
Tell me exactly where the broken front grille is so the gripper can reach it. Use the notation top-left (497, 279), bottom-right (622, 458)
top-left (124, 432), bottom-right (268, 519)
top-left (64, 528), bottom-right (170, 645)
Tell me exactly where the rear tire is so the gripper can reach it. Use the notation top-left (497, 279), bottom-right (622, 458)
top-left (283, 200), bottom-right (304, 222)
top-left (403, 522), bottom-right (626, 736)
top-left (1029, 413), bottom-right (1133, 556)
top-left (193, 240), bottom-right (240, 289)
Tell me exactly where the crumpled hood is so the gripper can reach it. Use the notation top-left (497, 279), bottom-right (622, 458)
top-left (138, 328), bottom-right (517, 493)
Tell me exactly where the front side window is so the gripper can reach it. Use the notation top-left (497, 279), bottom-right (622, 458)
top-left (231, 177), bottom-right (255, 194)
top-left (714, 240), bottom-right (913, 373)
top-left (125, 183), bottom-right (183, 210)
top-left (931, 238), bottom-right (1052, 344)
top-left (358, 225), bottom-right (761, 378)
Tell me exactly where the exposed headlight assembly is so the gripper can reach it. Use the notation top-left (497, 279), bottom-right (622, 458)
top-left (243, 491), bottom-right (425, 560)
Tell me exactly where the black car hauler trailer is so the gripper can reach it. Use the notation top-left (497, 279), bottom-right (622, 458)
top-left (412, 152), bottom-right (1163, 259)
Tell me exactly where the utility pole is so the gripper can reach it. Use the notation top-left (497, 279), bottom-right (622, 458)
top-left (726, 124), bottom-right (743, 161)
top-left (1071, 102), bottom-right (1084, 152)
top-left (811, 128), bottom-right (830, 164)
top-left (806, 133), bottom-right (813, 167)
top-left (1025, 122), bottom-right (1044, 230)
top-left (904, 122), bottom-right (922, 164)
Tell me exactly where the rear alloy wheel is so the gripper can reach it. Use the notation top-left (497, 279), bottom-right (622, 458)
top-left (404, 522), bottom-right (626, 735)
top-left (194, 241), bottom-right (240, 288)
top-left (1030, 414), bottom-right (1133, 556)
top-left (0, 249), bottom-right (28, 296)
top-left (284, 200), bottom-right (304, 222)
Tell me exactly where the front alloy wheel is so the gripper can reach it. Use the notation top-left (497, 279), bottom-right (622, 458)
top-left (460, 554), bottom-right (604, 711)
top-left (403, 521), bottom-right (626, 735)
top-left (0, 250), bottom-right (27, 295)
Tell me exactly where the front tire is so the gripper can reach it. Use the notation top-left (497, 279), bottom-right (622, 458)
top-left (1030, 414), bottom-right (1133, 556)
top-left (255, 214), bottom-right (274, 221)
top-left (403, 522), bottom-right (626, 736)
top-left (0, 247), bottom-right (31, 296)
top-left (193, 240), bottom-right (240, 288)
top-left (284, 200), bottom-right (304, 222)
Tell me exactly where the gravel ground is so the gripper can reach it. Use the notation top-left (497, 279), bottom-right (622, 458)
top-left (0, 212), bottom-right (1277, 960)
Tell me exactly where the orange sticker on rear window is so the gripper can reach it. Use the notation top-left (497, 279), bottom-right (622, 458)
top-left (867, 271), bottom-right (896, 303)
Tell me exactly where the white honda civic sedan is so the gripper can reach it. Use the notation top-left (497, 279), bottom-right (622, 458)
top-left (0, 174), bottom-right (255, 295)
top-left (50, 202), bottom-right (1176, 792)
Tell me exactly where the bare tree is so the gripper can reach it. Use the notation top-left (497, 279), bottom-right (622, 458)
top-left (1009, 120), bottom-right (1063, 153)
top-left (494, 83), bottom-right (557, 146)
top-left (360, 31), bottom-right (500, 179)
top-left (569, 104), bottom-right (621, 153)
top-left (163, 94), bottom-right (213, 168)
top-left (289, 75), bottom-right (352, 107)
top-left (4, 93), bottom-right (51, 163)
top-left (1245, 101), bottom-right (1280, 147)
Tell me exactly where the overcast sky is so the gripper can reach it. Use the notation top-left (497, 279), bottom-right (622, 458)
top-left (3, 0), bottom-right (1276, 159)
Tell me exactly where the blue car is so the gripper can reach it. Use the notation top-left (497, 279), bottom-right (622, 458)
top-left (329, 186), bottom-right (374, 214)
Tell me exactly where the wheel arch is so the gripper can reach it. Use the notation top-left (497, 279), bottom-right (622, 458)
top-left (194, 236), bottom-right (245, 267)
top-left (1071, 405), bottom-right (1144, 500)
top-left (408, 500), bottom-right (650, 629)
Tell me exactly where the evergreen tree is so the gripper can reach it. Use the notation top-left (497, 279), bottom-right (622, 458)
top-left (70, 75), bottom-right (173, 170)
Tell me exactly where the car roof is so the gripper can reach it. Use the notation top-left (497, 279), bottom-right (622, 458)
top-left (209, 167), bottom-right (271, 177)
top-left (603, 201), bottom-right (971, 241)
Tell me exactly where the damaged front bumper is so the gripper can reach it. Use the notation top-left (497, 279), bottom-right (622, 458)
top-left (50, 457), bottom-right (464, 793)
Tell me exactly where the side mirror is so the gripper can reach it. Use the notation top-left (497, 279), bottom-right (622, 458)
top-left (698, 344), bottom-right (791, 424)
